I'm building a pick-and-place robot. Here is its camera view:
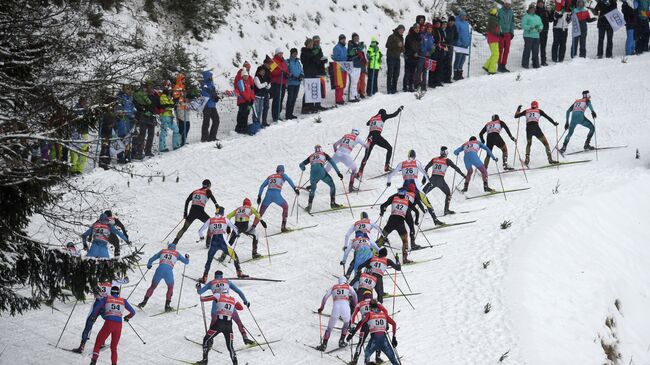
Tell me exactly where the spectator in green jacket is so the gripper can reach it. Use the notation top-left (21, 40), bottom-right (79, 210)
top-left (498, 0), bottom-right (515, 72)
top-left (522, 3), bottom-right (544, 68)
top-left (366, 37), bottom-right (382, 96)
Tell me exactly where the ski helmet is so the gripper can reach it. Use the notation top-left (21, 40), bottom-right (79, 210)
top-left (338, 276), bottom-right (347, 285)
top-left (214, 270), bottom-right (224, 278)
top-left (360, 211), bottom-right (369, 219)
top-left (110, 286), bottom-right (120, 296)
top-left (378, 108), bottom-right (386, 115)
top-left (397, 188), bottom-right (407, 196)
top-left (378, 247), bottom-right (388, 257)
top-left (582, 90), bottom-right (591, 99)
top-left (440, 146), bottom-right (449, 157)
top-left (363, 290), bottom-right (373, 300)
top-left (99, 213), bottom-right (109, 223)
top-left (167, 243), bottom-right (176, 250)
top-left (216, 206), bottom-right (225, 215)
top-left (314, 144), bottom-right (322, 152)
top-left (469, 136), bottom-right (477, 141)
top-left (531, 100), bottom-right (539, 109)
top-left (408, 149), bottom-right (416, 159)
top-left (491, 114), bottom-right (499, 121)
top-left (66, 242), bottom-right (76, 248)
top-left (202, 179), bottom-right (211, 188)
top-left (243, 198), bottom-right (252, 207)
top-left (104, 210), bottom-right (113, 217)
top-left (276, 165), bottom-right (285, 173)
top-left (351, 128), bottom-right (360, 136)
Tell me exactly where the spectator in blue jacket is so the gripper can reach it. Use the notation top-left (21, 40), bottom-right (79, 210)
top-left (332, 34), bottom-right (348, 104)
top-left (200, 70), bottom-right (220, 142)
top-left (417, 23), bottom-right (435, 91)
top-left (285, 48), bottom-right (304, 120)
top-left (454, 10), bottom-right (471, 80)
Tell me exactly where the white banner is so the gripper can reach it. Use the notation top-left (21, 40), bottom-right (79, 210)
top-left (571, 13), bottom-right (581, 38)
top-left (454, 46), bottom-right (470, 55)
top-left (303, 78), bottom-right (322, 103)
top-left (604, 9), bottom-right (626, 32)
top-left (338, 61), bottom-right (354, 74)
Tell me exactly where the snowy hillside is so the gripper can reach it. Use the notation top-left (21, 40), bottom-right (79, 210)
top-left (3, 53), bottom-right (650, 365)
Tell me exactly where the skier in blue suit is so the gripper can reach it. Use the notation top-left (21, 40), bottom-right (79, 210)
top-left (82, 213), bottom-right (129, 258)
top-left (137, 243), bottom-right (189, 311)
top-left (257, 164), bottom-right (299, 232)
top-left (454, 136), bottom-right (497, 193)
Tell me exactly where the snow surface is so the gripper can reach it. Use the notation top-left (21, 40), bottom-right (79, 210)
top-left (3, 53), bottom-right (650, 365)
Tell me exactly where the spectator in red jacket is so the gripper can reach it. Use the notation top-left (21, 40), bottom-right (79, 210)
top-left (269, 48), bottom-right (289, 122)
top-left (235, 69), bottom-right (255, 134)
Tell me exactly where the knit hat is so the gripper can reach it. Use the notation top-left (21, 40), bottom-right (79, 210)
top-left (241, 69), bottom-right (249, 77)
top-left (448, 15), bottom-right (455, 22)
top-left (395, 24), bottom-right (405, 31)
top-left (243, 61), bottom-right (251, 70)
top-left (338, 34), bottom-right (346, 40)
top-left (274, 47), bottom-right (283, 55)
top-left (504, 0), bottom-right (512, 4)
top-left (312, 35), bottom-right (320, 41)
top-left (371, 36), bottom-right (378, 43)
top-left (458, 9), bottom-right (467, 17)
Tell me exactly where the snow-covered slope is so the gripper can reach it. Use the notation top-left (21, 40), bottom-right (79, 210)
top-left (2, 54), bottom-right (650, 365)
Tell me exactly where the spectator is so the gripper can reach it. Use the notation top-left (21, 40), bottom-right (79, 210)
top-left (484, 8), bottom-right (501, 75)
top-left (98, 103), bottom-right (115, 170)
top-left (347, 32), bottom-right (365, 102)
top-left (253, 66), bottom-right (271, 126)
top-left (332, 34), bottom-right (348, 105)
top-left (622, 0), bottom-right (636, 55)
top-left (636, 0), bottom-right (649, 54)
top-left (132, 81), bottom-right (156, 159)
top-left (70, 96), bottom-right (90, 174)
top-left (114, 84), bottom-right (135, 163)
top-left (235, 69), bottom-right (255, 134)
top-left (300, 38), bottom-right (320, 114)
top-left (199, 70), bottom-right (220, 142)
top-left (522, 3), bottom-right (543, 69)
top-left (416, 15), bottom-right (426, 32)
top-left (418, 23), bottom-right (435, 91)
top-left (172, 73), bottom-right (191, 146)
top-left (498, 0), bottom-right (515, 72)
top-left (385, 25), bottom-right (405, 94)
top-left (551, 0), bottom-right (572, 62)
top-left (444, 16), bottom-right (458, 83)
top-left (571, 0), bottom-right (595, 58)
top-left (366, 37), bottom-right (382, 96)
top-left (286, 48), bottom-right (304, 120)
top-left (429, 19), bottom-right (445, 88)
top-left (594, 0), bottom-right (618, 58)
top-left (536, 0), bottom-right (552, 66)
top-left (454, 10), bottom-right (470, 80)
top-left (270, 48), bottom-right (289, 122)
top-left (404, 24), bottom-right (421, 92)
top-left (158, 83), bottom-right (180, 152)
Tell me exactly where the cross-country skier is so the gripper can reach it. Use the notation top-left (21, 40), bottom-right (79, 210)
top-left (346, 300), bottom-right (399, 365)
top-left (327, 128), bottom-right (368, 191)
top-left (388, 150), bottom-right (442, 225)
top-left (423, 146), bottom-right (466, 215)
top-left (560, 90), bottom-right (597, 153)
top-left (343, 212), bottom-right (384, 249)
top-left (196, 270), bottom-right (254, 345)
top-left (197, 292), bottom-right (244, 365)
top-left (198, 207), bottom-right (247, 283)
top-left (350, 295), bottom-right (390, 365)
top-left (514, 101), bottom-right (560, 166)
top-left (453, 136), bottom-right (497, 193)
top-left (478, 114), bottom-right (517, 170)
top-left (173, 179), bottom-right (219, 245)
top-left (316, 277), bottom-right (358, 351)
top-left (378, 187), bottom-right (418, 263)
top-left (402, 183), bottom-right (426, 249)
top-left (72, 279), bottom-right (129, 353)
top-left (137, 243), bottom-right (189, 311)
top-left (355, 247), bottom-right (401, 303)
top-left (342, 230), bottom-right (381, 280)
top-left (257, 165), bottom-right (299, 232)
top-left (89, 286), bottom-right (136, 365)
top-left (82, 213), bottom-right (129, 258)
top-left (224, 198), bottom-right (267, 259)
top-left (358, 106), bottom-right (404, 178)
top-left (103, 210), bottom-right (128, 256)
top-left (299, 144), bottom-right (344, 212)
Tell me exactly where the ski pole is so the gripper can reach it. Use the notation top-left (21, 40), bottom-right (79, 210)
top-left (290, 171), bottom-right (304, 217)
top-left (242, 325), bottom-right (265, 351)
top-left (389, 111), bottom-right (403, 167)
top-left (551, 129), bottom-right (567, 155)
top-left (450, 155), bottom-right (460, 198)
top-left (387, 332), bottom-right (403, 365)
top-left (555, 125), bottom-right (560, 167)
top-left (54, 300), bottom-right (78, 348)
top-left (162, 218), bottom-right (184, 243)
top-left (340, 178), bottom-right (354, 218)
top-left (318, 312), bottom-right (323, 358)
top-left (383, 244), bottom-right (413, 293)
top-left (127, 320), bottom-right (146, 344)
top-left (513, 117), bottom-right (529, 183)
top-left (371, 186), bottom-right (389, 208)
top-left (494, 162), bottom-right (507, 201)
top-left (593, 115), bottom-right (598, 161)
top-left (247, 306), bottom-right (275, 356)
top-left (391, 269), bottom-right (397, 316)
top-left (126, 268), bottom-right (150, 300)
top-left (200, 298), bottom-right (208, 334)
top-left (385, 270), bottom-right (415, 310)
top-left (263, 227), bottom-right (271, 265)
top-left (176, 263), bottom-right (187, 315)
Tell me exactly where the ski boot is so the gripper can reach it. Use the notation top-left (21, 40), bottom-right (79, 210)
top-left (348, 182), bottom-right (358, 192)
top-left (137, 297), bottom-right (148, 309)
top-left (251, 251), bottom-right (261, 259)
top-left (411, 242), bottom-right (423, 250)
top-left (237, 271), bottom-right (249, 279)
top-left (338, 334), bottom-right (347, 348)
top-left (444, 209), bottom-right (455, 215)
top-left (242, 336), bottom-right (255, 345)
top-left (304, 203), bottom-right (312, 213)
top-left (547, 153), bottom-right (558, 164)
top-left (281, 219), bottom-right (288, 232)
top-left (461, 183), bottom-right (469, 193)
top-left (350, 352), bottom-right (360, 364)
top-left (315, 339), bottom-right (328, 351)
top-left (384, 164), bottom-right (391, 172)
top-left (199, 272), bottom-right (208, 284)
top-left (483, 183), bottom-right (495, 193)
top-left (330, 199), bottom-right (343, 209)
top-left (433, 218), bottom-right (445, 226)
top-left (402, 250), bottom-right (413, 264)
top-left (503, 162), bottom-right (514, 171)
top-left (72, 340), bottom-right (86, 353)
top-left (89, 361), bottom-right (96, 365)
top-left (164, 300), bottom-right (173, 312)
top-left (584, 143), bottom-right (595, 150)
top-left (524, 154), bottom-right (530, 167)
top-left (195, 360), bottom-right (207, 365)
top-left (559, 145), bottom-right (567, 155)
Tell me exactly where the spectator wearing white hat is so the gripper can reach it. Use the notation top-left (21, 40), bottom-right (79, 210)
top-left (269, 48), bottom-right (289, 122)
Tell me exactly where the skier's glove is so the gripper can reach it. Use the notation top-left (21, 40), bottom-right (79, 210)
top-left (421, 177), bottom-right (426, 185)
top-left (147, 264), bottom-right (152, 270)
top-left (511, 136), bottom-right (516, 142)
top-left (462, 174), bottom-right (467, 179)
top-left (591, 111), bottom-right (597, 119)
top-left (386, 182), bottom-right (391, 187)
top-left (317, 307), bottom-right (323, 314)
top-left (185, 254), bottom-right (190, 259)
top-left (195, 282), bottom-right (202, 290)
top-left (493, 157), bottom-right (498, 162)
top-left (337, 172), bottom-right (343, 180)
top-left (260, 220), bottom-right (267, 229)
top-left (553, 122), bottom-right (559, 126)
top-left (124, 232), bottom-right (129, 240)
top-left (124, 315), bottom-right (132, 322)
top-left (299, 165), bottom-right (306, 171)
top-left (564, 122), bottom-right (569, 131)
top-left (392, 336), bottom-right (398, 347)
top-left (517, 104), bottom-right (522, 111)
top-left (339, 260), bottom-right (345, 266)
top-left (125, 240), bottom-right (132, 246)
top-left (379, 209), bottom-right (385, 216)
top-left (398, 105), bottom-right (404, 112)
top-left (199, 236), bottom-right (205, 241)
top-left (183, 212), bottom-right (187, 219)
top-left (257, 196), bottom-right (262, 205)
top-left (83, 242), bottom-right (89, 251)
top-left (244, 301), bottom-right (250, 308)
top-left (346, 332), bottom-right (355, 342)
top-left (294, 188), bottom-right (300, 195)
top-left (454, 151), bottom-right (460, 156)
